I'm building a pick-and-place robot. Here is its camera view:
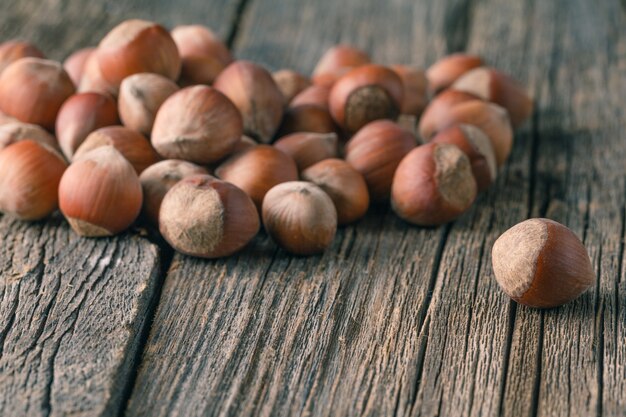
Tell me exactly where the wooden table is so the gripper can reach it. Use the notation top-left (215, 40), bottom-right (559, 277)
top-left (0, 0), bottom-right (624, 415)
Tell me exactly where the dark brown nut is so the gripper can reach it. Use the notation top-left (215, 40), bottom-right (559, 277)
top-left (426, 53), bottom-right (483, 95)
top-left (312, 45), bottom-right (370, 87)
top-left (276, 105), bottom-right (338, 137)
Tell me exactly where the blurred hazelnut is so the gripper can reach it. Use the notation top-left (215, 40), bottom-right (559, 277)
top-left (391, 65), bottom-right (428, 116)
top-left (277, 104), bottom-right (337, 137)
top-left (418, 89), bottom-right (482, 140)
top-left (426, 53), bottom-right (483, 95)
top-left (274, 132), bottom-right (339, 171)
top-left (78, 51), bottom-right (117, 96)
top-left (272, 69), bottom-right (311, 104)
top-left (290, 85), bottom-right (330, 110)
top-left (312, 45), bottom-right (370, 87)
top-left (0, 122), bottom-right (58, 151)
top-left (0, 40), bottom-right (44, 75)
top-left (63, 47), bottom-right (95, 86)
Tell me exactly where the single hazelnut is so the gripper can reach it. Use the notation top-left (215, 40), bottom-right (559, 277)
top-left (492, 218), bottom-right (595, 308)
top-left (391, 142), bottom-right (477, 225)
top-left (63, 47), bottom-right (95, 86)
top-left (426, 53), bottom-right (483, 95)
top-left (262, 181), bottom-right (337, 255)
top-left (0, 140), bottom-right (67, 220)
top-left (0, 58), bottom-right (75, 130)
top-left (215, 145), bottom-right (298, 210)
top-left (344, 120), bottom-right (416, 201)
top-left (390, 65), bottom-right (428, 116)
top-left (78, 51), bottom-right (117, 96)
top-left (159, 175), bottom-right (260, 258)
top-left (272, 69), bottom-right (311, 104)
top-left (139, 159), bottom-right (208, 225)
top-left (418, 89), bottom-right (482, 140)
top-left (118, 73), bottom-right (179, 135)
top-left (214, 61), bottom-right (284, 143)
top-left (274, 132), bottom-right (339, 171)
top-left (312, 45), bottom-right (371, 87)
top-left (329, 64), bottom-right (404, 133)
top-left (430, 124), bottom-right (497, 192)
top-left (151, 85), bottom-right (243, 164)
top-left (171, 25), bottom-right (233, 85)
top-left (74, 126), bottom-right (160, 174)
top-left (301, 158), bottom-right (369, 225)
top-left (0, 122), bottom-right (58, 151)
top-left (0, 40), bottom-right (44, 75)
top-left (96, 19), bottom-right (181, 89)
top-left (420, 99), bottom-right (513, 166)
top-left (452, 67), bottom-right (533, 127)
top-left (58, 146), bottom-right (143, 237)
top-left (290, 85), bottom-right (330, 110)
top-left (56, 92), bottom-right (119, 160)
top-left (276, 105), bottom-right (338, 137)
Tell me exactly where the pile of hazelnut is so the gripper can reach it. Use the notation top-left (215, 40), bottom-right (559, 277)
top-left (0, 19), bottom-right (534, 259)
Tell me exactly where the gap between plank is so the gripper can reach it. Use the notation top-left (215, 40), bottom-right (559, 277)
top-left (226, 0), bottom-right (253, 49)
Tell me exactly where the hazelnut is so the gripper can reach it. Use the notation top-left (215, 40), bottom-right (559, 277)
top-left (274, 132), bottom-right (339, 171)
top-left (276, 105), bottom-right (337, 137)
top-left (159, 175), bottom-right (260, 258)
top-left (492, 218), bottom-right (595, 308)
top-left (63, 47), bottom-right (95, 86)
top-left (426, 53), bottom-right (483, 95)
top-left (78, 51), bottom-right (117, 96)
top-left (58, 146), bottom-right (143, 237)
top-left (391, 142), bottom-right (477, 225)
top-left (0, 140), bottom-right (67, 220)
top-left (214, 61), bottom-right (284, 144)
top-left (0, 58), bottom-right (75, 130)
top-left (151, 85), bottom-right (243, 164)
top-left (452, 67), bottom-right (533, 127)
top-left (390, 65), bottom-right (428, 116)
top-left (329, 64), bottom-right (404, 133)
top-left (290, 85), bottom-right (330, 110)
top-left (230, 135), bottom-right (258, 154)
top-left (262, 181), bottom-right (337, 255)
top-left (171, 25), bottom-right (233, 85)
top-left (118, 73), bottom-right (179, 135)
top-left (418, 89), bottom-right (482, 140)
top-left (56, 92), bottom-right (119, 160)
top-left (430, 124), bottom-right (497, 192)
top-left (312, 45), bottom-right (370, 87)
top-left (74, 126), bottom-right (160, 174)
top-left (272, 69), bottom-right (311, 104)
top-left (215, 145), bottom-right (298, 210)
top-left (301, 159), bottom-right (369, 225)
top-left (0, 122), bottom-right (58, 151)
top-left (344, 120), bottom-right (416, 201)
top-left (0, 40), bottom-right (44, 75)
top-left (139, 159), bottom-right (208, 225)
top-left (96, 19), bottom-right (181, 89)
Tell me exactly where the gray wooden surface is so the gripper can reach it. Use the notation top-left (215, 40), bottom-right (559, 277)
top-left (0, 0), bottom-right (625, 416)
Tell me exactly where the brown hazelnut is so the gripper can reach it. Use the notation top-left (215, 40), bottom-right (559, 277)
top-left (0, 40), bottom-right (44, 75)
top-left (215, 145), bottom-right (298, 210)
top-left (274, 132), bottom-right (339, 171)
top-left (312, 45), bottom-right (370, 87)
top-left (151, 85), bottom-right (243, 164)
top-left (96, 19), bottom-right (181, 89)
top-left (0, 122), bottom-right (58, 151)
top-left (56, 92), bottom-right (119, 159)
top-left (272, 69), bottom-right (311, 104)
top-left (492, 218), bottom-right (595, 308)
top-left (214, 61), bottom-right (284, 143)
top-left (290, 85), bottom-right (330, 110)
top-left (452, 67), bottom-right (533, 127)
top-left (59, 146), bottom-right (143, 236)
top-left (301, 158), bottom-right (369, 225)
top-left (391, 142), bottom-right (477, 225)
top-left (329, 64), bottom-right (404, 133)
top-left (390, 65), bottom-right (428, 116)
top-left (430, 124), bottom-right (497, 192)
top-left (63, 47), bottom-right (95, 86)
top-left (344, 120), bottom-right (416, 201)
top-left (139, 159), bottom-right (208, 225)
top-left (0, 140), bottom-right (67, 220)
top-left (0, 58), bottom-right (75, 130)
top-left (276, 105), bottom-right (337, 137)
top-left (426, 53), bottom-right (483, 95)
top-left (262, 181), bottom-right (337, 255)
top-left (78, 51), bottom-right (117, 96)
top-left (74, 126), bottom-right (160, 174)
top-left (118, 73), bottom-right (179, 135)
top-left (159, 175), bottom-right (260, 258)
top-left (171, 25), bottom-right (233, 85)
top-left (418, 89), bottom-right (482, 140)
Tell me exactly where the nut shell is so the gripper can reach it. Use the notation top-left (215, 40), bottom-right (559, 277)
top-left (391, 65), bottom-right (428, 116)
top-left (274, 132), bottom-right (339, 171)
top-left (0, 122), bottom-right (58, 151)
top-left (159, 175), bottom-right (260, 258)
top-left (0, 40), bottom-right (44, 75)
top-left (312, 45), bottom-right (370, 87)
top-left (272, 69), bottom-right (311, 104)
top-left (290, 85), bottom-right (330, 110)
top-left (277, 105), bottom-right (337, 137)
top-left (426, 53), bottom-right (483, 95)
top-left (492, 218), bottom-right (595, 308)
top-left (63, 47), bottom-right (95, 86)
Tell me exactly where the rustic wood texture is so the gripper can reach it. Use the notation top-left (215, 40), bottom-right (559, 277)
top-left (0, 0), bottom-right (624, 416)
